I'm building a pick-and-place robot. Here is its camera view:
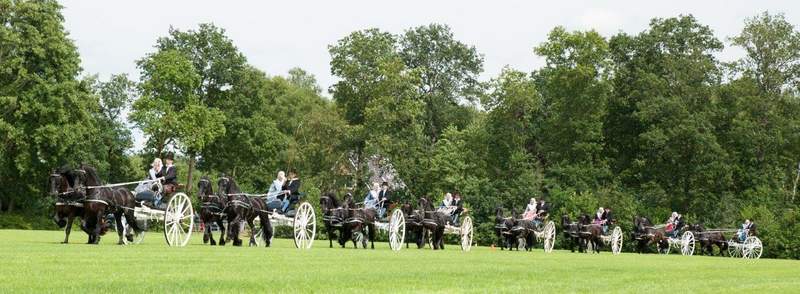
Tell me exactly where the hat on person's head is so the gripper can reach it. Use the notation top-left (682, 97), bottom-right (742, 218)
top-left (381, 181), bottom-right (389, 187)
top-left (164, 152), bottom-right (175, 161)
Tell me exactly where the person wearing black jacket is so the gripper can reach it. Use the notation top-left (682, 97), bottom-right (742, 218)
top-left (280, 169), bottom-right (301, 213)
top-left (601, 207), bottom-right (614, 234)
top-left (157, 153), bottom-right (178, 196)
top-left (377, 182), bottom-right (391, 219)
top-left (451, 193), bottom-right (464, 225)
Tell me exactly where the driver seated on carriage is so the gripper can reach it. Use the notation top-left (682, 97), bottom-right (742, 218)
top-left (134, 154), bottom-right (180, 208)
top-left (278, 169), bottom-right (302, 213)
top-left (737, 219), bottom-right (756, 242)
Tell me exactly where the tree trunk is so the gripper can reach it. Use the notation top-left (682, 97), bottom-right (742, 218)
top-left (7, 198), bottom-right (14, 213)
top-left (186, 154), bottom-right (195, 194)
top-left (0, 197), bottom-right (4, 212)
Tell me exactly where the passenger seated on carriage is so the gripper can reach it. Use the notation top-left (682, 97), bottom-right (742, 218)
top-left (439, 192), bottom-right (453, 209)
top-left (665, 212), bottom-right (685, 238)
top-left (523, 198), bottom-right (538, 221)
top-left (363, 182), bottom-right (380, 210)
top-left (737, 219), bottom-right (755, 242)
top-left (134, 158), bottom-right (164, 204)
top-left (278, 169), bottom-right (302, 213)
top-left (263, 171), bottom-right (286, 201)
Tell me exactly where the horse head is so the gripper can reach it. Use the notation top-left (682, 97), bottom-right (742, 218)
top-left (561, 215), bottom-right (571, 227)
top-left (197, 176), bottom-right (214, 201)
top-left (319, 192), bottom-right (339, 213)
top-left (48, 168), bottom-right (71, 197)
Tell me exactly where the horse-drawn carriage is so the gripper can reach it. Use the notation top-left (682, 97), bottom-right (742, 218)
top-left (122, 178), bottom-right (194, 247)
top-left (495, 208), bottom-right (555, 253)
top-left (249, 202), bottom-right (316, 249)
top-left (632, 216), bottom-right (693, 255)
top-left (436, 205), bottom-right (475, 252)
top-left (208, 176), bottom-right (316, 249)
top-left (319, 193), bottom-right (408, 251)
top-left (681, 225), bottom-right (763, 259)
top-left (561, 214), bottom-right (621, 254)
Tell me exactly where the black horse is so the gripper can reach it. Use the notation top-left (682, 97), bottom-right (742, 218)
top-left (48, 166), bottom-right (86, 244)
top-left (72, 164), bottom-right (141, 244)
top-left (493, 207), bottom-right (511, 250)
top-left (399, 202), bottom-right (426, 249)
top-left (577, 214), bottom-right (602, 254)
top-left (198, 176), bottom-right (226, 246)
top-left (218, 176), bottom-right (273, 247)
top-left (319, 192), bottom-right (349, 248)
top-left (342, 193), bottom-right (376, 249)
top-left (561, 215), bottom-right (580, 252)
top-left (418, 197), bottom-right (448, 250)
top-left (687, 223), bottom-right (727, 256)
top-left (632, 216), bottom-right (669, 254)
top-left (509, 216), bottom-right (537, 252)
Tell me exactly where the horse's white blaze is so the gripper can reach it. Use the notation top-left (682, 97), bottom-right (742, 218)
top-left (164, 193), bottom-right (193, 247)
top-left (389, 209), bottom-right (405, 251)
top-left (292, 202), bottom-right (316, 249)
top-left (460, 216), bottom-right (473, 252)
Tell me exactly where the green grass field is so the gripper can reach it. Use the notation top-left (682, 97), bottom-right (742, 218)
top-left (0, 229), bottom-right (797, 293)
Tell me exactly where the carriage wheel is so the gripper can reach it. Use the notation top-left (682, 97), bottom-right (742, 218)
top-left (460, 216), bottom-right (473, 252)
top-left (611, 226), bottom-right (623, 255)
top-left (743, 236), bottom-right (762, 259)
top-left (681, 231), bottom-right (695, 256)
top-left (292, 202), bottom-right (316, 249)
top-left (388, 209), bottom-right (406, 251)
top-left (121, 214), bottom-right (145, 245)
top-left (543, 221), bottom-right (556, 253)
top-left (727, 238), bottom-right (742, 258)
top-left (163, 193), bottom-right (193, 247)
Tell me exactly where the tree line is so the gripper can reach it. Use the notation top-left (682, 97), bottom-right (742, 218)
top-left (1, 1), bottom-right (799, 258)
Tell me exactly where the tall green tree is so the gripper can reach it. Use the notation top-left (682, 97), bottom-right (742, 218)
top-left (534, 27), bottom-right (612, 191)
top-left (0, 0), bottom-right (98, 212)
top-left (608, 15), bottom-right (732, 218)
top-left (86, 73), bottom-right (137, 182)
top-left (130, 50), bottom-right (226, 190)
top-left (399, 24), bottom-right (483, 142)
top-left (731, 12), bottom-right (800, 96)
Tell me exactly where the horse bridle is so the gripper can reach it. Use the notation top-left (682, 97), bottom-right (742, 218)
top-left (49, 173), bottom-right (74, 196)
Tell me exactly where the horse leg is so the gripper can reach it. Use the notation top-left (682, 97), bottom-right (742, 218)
top-left (92, 213), bottom-right (103, 244)
top-left (217, 218), bottom-right (226, 246)
top-left (261, 214), bottom-right (272, 247)
top-left (114, 211), bottom-right (125, 245)
top-left (247, 217), bottom-right (257, 247)
top-left (369, 224), bottom-right (375, 250)
top-left (62, 213), bottom-right (73, 244)
top-left (438, 228), bottom-right (445, 250)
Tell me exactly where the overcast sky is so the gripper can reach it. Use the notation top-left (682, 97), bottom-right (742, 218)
top-left (60, 0), bottom-right (798, 151)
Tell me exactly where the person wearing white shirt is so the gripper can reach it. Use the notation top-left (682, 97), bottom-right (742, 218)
top-left (364, 182), bottom-right (380, 209)
top-left (266, 171), bottom-right (286, 199)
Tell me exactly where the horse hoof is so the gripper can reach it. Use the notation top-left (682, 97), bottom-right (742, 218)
top-left (210, 241), bottom-right (216, 246)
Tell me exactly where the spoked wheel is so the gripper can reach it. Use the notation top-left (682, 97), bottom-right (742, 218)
top-left (728, 238), bottom-right (742, 258)
top-left (164, 193), bottom-right (193, 247)
top-left (681, 231), bottom-right (695, 256)
top-left (743, 236), bottom-right (763, 259)
top-left (292, 202), bottom-right (316, 249)
top-left (388, 209), bottom-right (405, 251)
top-left (460, 216), bottom-right (473, 252)
top-left (543, 221), bottom-right (556, 253)
top-left (121, 214), bottom-right (145, 245)
top-left (611, 226), bottom-right (623, 255)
